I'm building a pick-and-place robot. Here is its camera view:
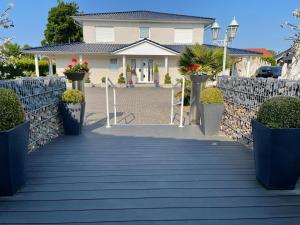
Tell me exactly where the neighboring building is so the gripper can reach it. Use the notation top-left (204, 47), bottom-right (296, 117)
top-left (24, 11), bottom-right (261, 84)
top-left (277, 43), bottom-right (300, 80)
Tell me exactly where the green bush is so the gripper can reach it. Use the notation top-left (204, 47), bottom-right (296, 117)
top-left (257, 96), bottom-right (300, 128)
top-left (0, 57), bottom-right (56, 80)
top-left (154, 64), bottom-right (159, 73)
top-left (0, 88), bottom-right (25, 131)
top-left (118, 73), bottom-right (125, 84)
top-left (164, 73), bottom-right (171, 84)
top-left (126, 64), bottom-right (131, 73)
top-left (101, 77), bottom-right (106, 83)
top-left (200, 87), bottom-right (224, 104)
top-left (61, 90), bottom-right (84, 104)
top-left (84, 77), bottom-right (91, 83)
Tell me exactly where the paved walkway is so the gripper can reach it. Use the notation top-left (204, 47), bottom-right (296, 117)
top-left (85, 87), bottom-right (187, 126)
top-left (0, 125), bottom-right (300, 224)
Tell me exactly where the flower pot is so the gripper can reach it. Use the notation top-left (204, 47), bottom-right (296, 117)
top-left (0, 121), bottom-right (30, 196)
top-left (189, 74), bottom-right (209, 125)
top-left (154, 83), bottom-right (160, 88)
top-left (64, 72), bottom-right (86, 81)
top-left (199, 103), bottom-right (224, 135)
top-left (252, 119), bottom-right (300, 190)
top-left (60, 102), bottom-right (85, 135)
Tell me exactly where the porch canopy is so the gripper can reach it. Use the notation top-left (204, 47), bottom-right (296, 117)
top-left (23, 39), bottom-right (262, 77)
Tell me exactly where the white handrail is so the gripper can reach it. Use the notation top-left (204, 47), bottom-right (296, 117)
top-left (105, 75), bottom-right (117, 128)
top-left (170, 76), bottom-right (186, 127)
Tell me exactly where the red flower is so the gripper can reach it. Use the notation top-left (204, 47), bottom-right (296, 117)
top-left (68, 64), bottom-right (72, 69)
top-left (83, 60), bottom-right (89, 65)
top-left (185, 66), bottom-right (191, 71)
top-left (154, 79), bottom-right (159, 83)
top-left (71, 58), bottom-right (78, 63)
top-left (128, 80), bottom-right (133, 84)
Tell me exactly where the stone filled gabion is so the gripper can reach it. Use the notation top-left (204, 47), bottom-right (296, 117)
top-left (0, 77), bottom-right (66, 151)
top-left (217, 76), bottom-right (300, 147)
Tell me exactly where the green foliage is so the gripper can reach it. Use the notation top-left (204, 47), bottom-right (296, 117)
top-left (0, 88), bottom-right (25, 131)
top-left (261, 57), bottom-right (276, 66)
top-left (154, 64), bottom-right (159, 73)
top-left (178, 43), bottom-right (231, 80)
top-left (164, 73), bottom-right (171, 84)
top-left (42, 1), bottom-right (82, 45)
top-left (1, 41), bottom-right (22, 58)
top-left (200, 87), bottom-right (224, 104)
top-left (126, 64), bottom-right (131, 73)
top-left (84, 77), bottom-right (90, 83)
top-left (101, 77), bottom-right (106, 83)
top-left (175, 79), bottom-right (191, 106)
top-left (0, 57), bottom-right (56, 80)
top-left (117, 73), bottom-right (125, 84)
top-left (61, 89), bottom-right (84, 104)
top-left (257, 96), bottom-right (300, 129)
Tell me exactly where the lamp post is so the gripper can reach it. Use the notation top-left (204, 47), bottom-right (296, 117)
top-left (211, 17), bottom-right (239, 75)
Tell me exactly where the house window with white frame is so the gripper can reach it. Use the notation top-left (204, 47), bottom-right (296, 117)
top-left (140, 27), bottom-right (150, 39)
top-left (96, 27), bottom-right (114, 43)
top-left (174, 28), bottom-right (193, 44)
top-left (110, 58), bottom-right (118, 69)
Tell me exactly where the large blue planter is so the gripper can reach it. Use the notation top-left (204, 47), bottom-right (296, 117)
top-left (252, 119), bottom-right (300, 190)
top-left (0, 121), bottom-right (30, 196)
top-left (60, 102), bottom-right (85, 135)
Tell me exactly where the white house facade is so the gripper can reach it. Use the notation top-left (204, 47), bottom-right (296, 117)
top-left (24, 11), bottom-right (262, 84)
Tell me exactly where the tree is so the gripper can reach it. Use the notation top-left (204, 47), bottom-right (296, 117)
top-left (42, 0), bottom-right (82, 45)
top-left (1, 41), bottom-right (22, 58)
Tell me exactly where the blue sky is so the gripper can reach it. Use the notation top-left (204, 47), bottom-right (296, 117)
top-left (1, 0), bottom-right (299, 52)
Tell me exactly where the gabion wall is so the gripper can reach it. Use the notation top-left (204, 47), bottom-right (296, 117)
top-left (0, 77), bottom-right (66, 151)
top-left (217, 76), bottom-right (300, 146)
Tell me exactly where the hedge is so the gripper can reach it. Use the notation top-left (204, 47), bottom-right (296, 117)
top-left (0, 57), bottom-right (56, 80)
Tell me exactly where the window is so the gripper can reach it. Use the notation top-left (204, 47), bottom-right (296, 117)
top-left (110, 58), bottom-right (118, 69)
top-left (174, 29), bottom-right (192, 44)
top-left (96, 27), bottom-right (114, 42)
top-left (140, 27), bottom-right (150, 39)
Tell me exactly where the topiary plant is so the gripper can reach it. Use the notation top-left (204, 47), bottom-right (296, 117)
top-left (200, 87), bottom-right (224, 104)
top-left (257, 96), bottom-right (300, 129)
top-left (154, 64), bottom-right (159, 73)
top-left (118, 73), bottom-right (125, 84)
top-left (126, 64), bottom-right (131, 73)
top-left (61, 90), bottom-right (84, 104)
top-left (164, 73), bottom-right (171, 84)
top-left (101, 77), bottom-right (106, 83)
top-left (0, 88), bottom-right (25, 131)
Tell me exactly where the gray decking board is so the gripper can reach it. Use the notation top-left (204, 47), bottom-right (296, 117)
top-left (0, 125), bottom-right (300, 224)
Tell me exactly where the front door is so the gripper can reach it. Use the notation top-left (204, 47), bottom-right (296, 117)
top-left (137, 59), bottom-right (153, 83)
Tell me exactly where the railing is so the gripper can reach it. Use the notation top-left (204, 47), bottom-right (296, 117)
top-left (105, 76), bottom-right (117, 128)
top-left (170, 76), bottom-right (186, 128)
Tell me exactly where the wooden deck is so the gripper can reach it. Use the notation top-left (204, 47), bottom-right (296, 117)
top-left (1, 125), bottom-right (300, 224)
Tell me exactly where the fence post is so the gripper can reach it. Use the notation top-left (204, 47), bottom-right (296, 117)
top-left (105, 75), bottom-right (111, 128)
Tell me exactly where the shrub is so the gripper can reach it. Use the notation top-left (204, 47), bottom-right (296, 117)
top-left (61, 90), bottom-right (84, 104)
top-left (164, 73), bottom-right (171, 84)
top-left (84, 77), bottom-right (91, 83)
top-left (200, 87), bottom-right (224, 104)
top-left (118, 73), bottom-right (125, 84)
top-left (257, 96), bottom-right (300, 128)
top-left (101, 77), bottom-right (106, 83)
top-left (126, 64), bottom-right (131, 73)
top-left (154, 64), bottom-right (159, 73)
top-left (0, 88), bottom-right (25, 131)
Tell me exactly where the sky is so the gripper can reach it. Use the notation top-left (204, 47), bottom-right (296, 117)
top-left (1, 0), bottom-right (299, 53)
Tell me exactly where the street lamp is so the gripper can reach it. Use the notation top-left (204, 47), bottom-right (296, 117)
top-left (211, 17), bottom-right (239, 75)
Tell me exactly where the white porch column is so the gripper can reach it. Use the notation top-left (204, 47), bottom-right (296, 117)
top-left (165, 56), bottom-right (169, 75)
top-left (122, 55), bottom-right (126, 76)
top-left (48, 57), bottom-right (53, 76)
top-left (34, 54), bottom-right (40, 77)
top-left (246, 57), bottom-right (251, 77)
top-left (79, 55), bottom-right (83, 63)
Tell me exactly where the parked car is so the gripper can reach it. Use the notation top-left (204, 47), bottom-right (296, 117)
top-left (255, 66), bottom-right (282, 78)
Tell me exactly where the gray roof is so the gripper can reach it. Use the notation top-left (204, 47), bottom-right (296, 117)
top-left (24, 40), bottom-right (263, 57)
top-left (73, 10), bottom-right (214, 25)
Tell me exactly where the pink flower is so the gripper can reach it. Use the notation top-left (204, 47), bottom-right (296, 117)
top-left (71, 58), bottom-right (78, 63)
top-left (83, 60), bottom-right (89, 65)
top-left (68, 64), bottom-right (72, 69)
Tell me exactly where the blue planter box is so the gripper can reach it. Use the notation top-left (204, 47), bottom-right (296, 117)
top-left (60, 102), bottom-right (85, 135)
top-left (0, 121), bottom-right (30, 196)
top-left (252, 119), bottom-right (300, 190)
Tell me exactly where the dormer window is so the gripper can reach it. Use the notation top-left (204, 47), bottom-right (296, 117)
top-left (140, 27), bottom-right (150, 39)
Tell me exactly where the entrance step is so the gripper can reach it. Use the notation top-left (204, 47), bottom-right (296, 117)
top-left (134, 83), bottom-right (156, 88)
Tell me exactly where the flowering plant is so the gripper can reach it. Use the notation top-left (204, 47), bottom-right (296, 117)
top-left (184, 64), bottom-right (210, 76)
top-left (154, 79), bottom-right (159, 84)
top-left (64, 58), bottom-right (89, 73)
top-left (127, 80), bottom-right (133, 84)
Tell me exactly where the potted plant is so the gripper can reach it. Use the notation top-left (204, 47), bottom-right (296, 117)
top-left (127, 80), bottom-right (134, 88)
top-left (163, 73), bottom-right (172, 88)
top-left (252, 96), bottom-right (300, 190)
top-left (126, 64), bottom-right (132, 83)
top-left (60, 89), bottom-right (85, 135)
top-left (63, 58), bottom-right (89, 81)
top-left (199, 87), bottom-right (224, 135)
top-left (101, 76), bottom-right (106, 88)
top-left (153, 64), bottom-right (160, 87)
top-left (84, 77), bottom-right (93, 88)
top-left (0, 88), bottom-right (30, 196)
top-left (117, 73), bottom-right (125, 88)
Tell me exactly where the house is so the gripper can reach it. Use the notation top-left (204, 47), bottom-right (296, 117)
top-left (24, 11), bottom-right (262, 84)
